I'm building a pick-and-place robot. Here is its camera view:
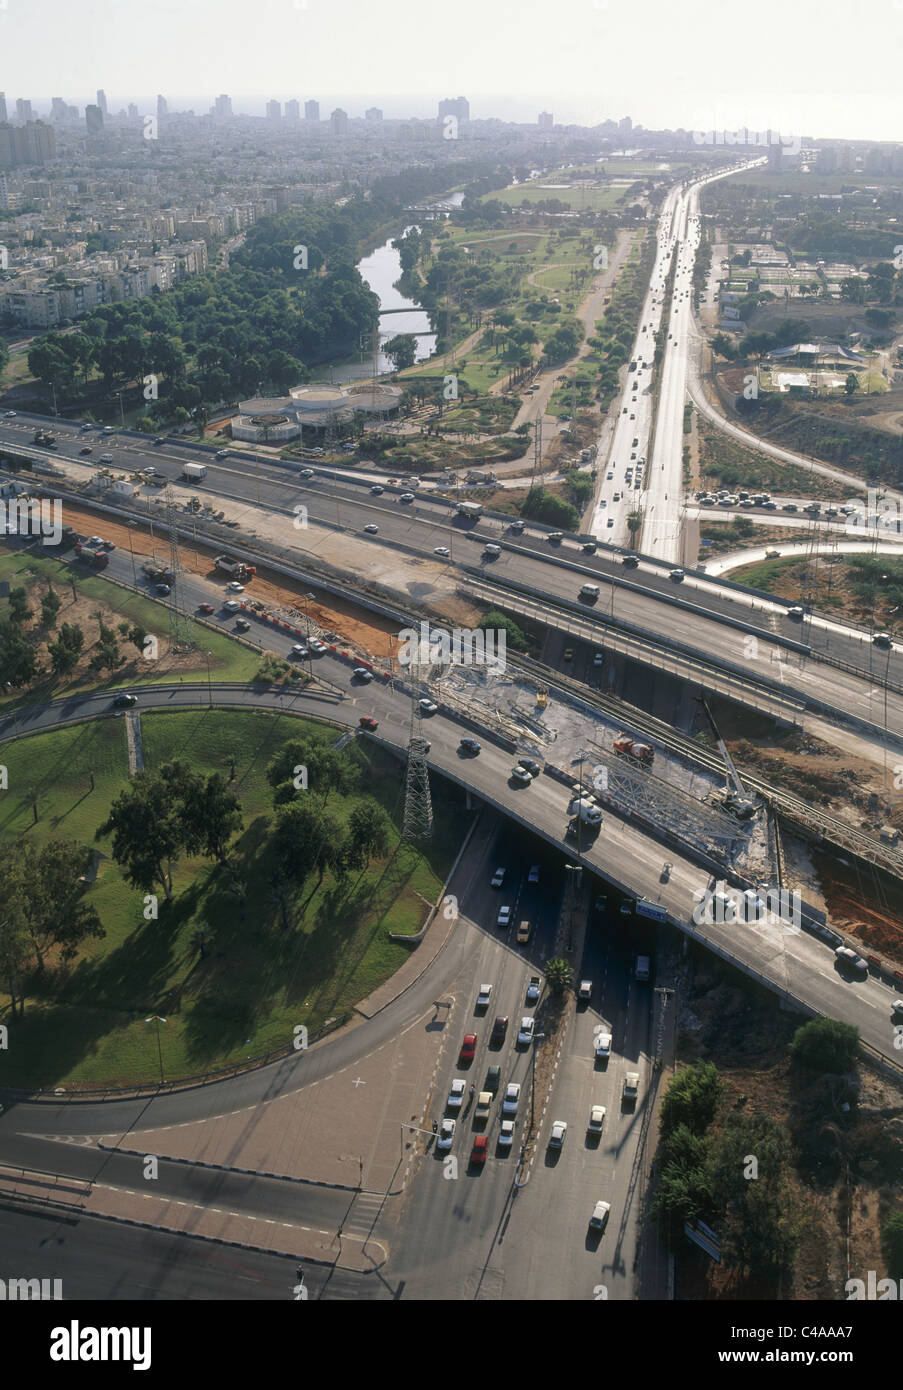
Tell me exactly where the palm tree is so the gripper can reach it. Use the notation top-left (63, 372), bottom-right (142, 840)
top-left (626, 509), bottom-right (644, 546)
top-left (544, 958), bottom-right (573, 995)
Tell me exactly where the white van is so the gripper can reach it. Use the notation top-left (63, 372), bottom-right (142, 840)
top-left (579, 583), bottom-right (600, 599)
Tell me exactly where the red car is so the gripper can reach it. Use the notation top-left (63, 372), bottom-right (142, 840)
top-left (79, 446), bottom-right (93, 455)
top-left (471, 1135), bottom-right (489, 1166)
top-left (198, 603), bottom-right (215, 615)
top-left (459, 1033), bottom-right (477, 1064)
top-left (359, 716), bottom-right (379, 731)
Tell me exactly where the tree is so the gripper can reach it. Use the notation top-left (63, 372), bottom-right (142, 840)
top-left (845, 372), bottom-right (859, 395)
top-left (178, 771), bottom-right (244, 867)
top-left (626, 509), bottom-right (644, 545)
top-left (97, 769), bottom-right (185, 900)
top-left (707, 1112), bottom-right (801, 1274)
top-left (882, 1211), bottom-right (903, 1277)
top-left (0, 617), bottom-right (36, 688)
top-left (8, 586), bottom-right (30, 626)
top-left (520, 486), bottom-right (579, 531)
top-left (48, 622), bottom-right (84, 677)
top-left (660, 1062), bottom-right (723, 1137)
top-left (790, 1017), bottom-right (859, 1073)
top-left (15, 840), bottom-right (105, 973)
top-left (476, 610), bottom-right (527, 652)
top-left (273, 800), bottom-right (339, 888)
top-left (384, 334), bottom-right (417, 372)
top-left (544, 957), bottom-right (573, 994)
top-left (40, 586), bottom-right (62, 628)
top-left (342, 797), bottom-right (391, 871)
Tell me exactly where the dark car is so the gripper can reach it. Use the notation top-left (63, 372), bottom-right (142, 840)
top-left (79, 446), bottom-right (93, 455)
top-left (198, 602), bottom-right (215, 615)
top-left (155, 583), bottom-right (171, 596)
top-left (359, 715), bottom-right (379, 731)
top-left (621, 554), bottom-right (639, 568)
top-left (113, 693), bottom-right (137, 707)
top-left (517, 758), bottom-right (541, 778)
top-left (459, 737), bottom-right (481, 755)
top-left (490, 1016), bottom-right (509, 1045)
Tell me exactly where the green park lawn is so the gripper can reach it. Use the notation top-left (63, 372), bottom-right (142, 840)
top-left (0, 708), bottom-right (469, 1089)
top-left (0, 548), bottom-right (261, 706)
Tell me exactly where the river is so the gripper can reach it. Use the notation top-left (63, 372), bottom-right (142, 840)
top-left (326, 228), bottom-right (437, 382)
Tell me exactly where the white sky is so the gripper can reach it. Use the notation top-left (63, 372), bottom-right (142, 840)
top-left (3, 0), bottom-right (903, 142)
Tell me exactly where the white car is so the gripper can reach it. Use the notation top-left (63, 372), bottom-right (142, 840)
top-left (434, 546), bottom-right (450, 558)
top-left (589, 1200), bottom-right (611, 1231)
top-left (587, 1105), bottom-right (606, 1134)
top-left (308, 639), bottom-right (327, 654)
top-left (447, 1079), bottom-right (466, 1109)
top-left (548, 1119), bottom-right (567, 1148)
top-left (419, 698), bottom-right (438, 714)
top-left (497, 905), bottom-right (511, 928)
top-left (483, 543), bottom-right (501, 557)
top-left (491, 867), bottom-right (506, 888)
top-left (517, 1017), bottom-right (535, 1046)
top-left (291, 644), bottom-right (309, 657)
top-left (363, 523), bottom-right (379, 534)
top-left (223, 600), bottom-right (241, 612)
top-left (498, 1119), bottom-right (516, 1148)
top-left (476, 984), bottom-right (492, 1009)
top-left (525, 976), bottom-right (541, 1003)
top-left (578, 980), bottom-right (592, 1001)
top-left (593, 652), bottom-right (604, 666)
top-left (623, 1072), bottom-right (640, 1100)
top-left (437, 1118), bottom-right (456, 1150)
top-left (352, 667), bottom-right (374, 681)
top-left (502, 1083), bottom-right (521, 1115)
top-left (226, 581), bottom-right (244, 592)
top-left (510, 765), bottom-right (532, 785)
top-left (528, 865), bottom-right (540, 884)
top-left (594, 1032), bottom-right (612, 1060)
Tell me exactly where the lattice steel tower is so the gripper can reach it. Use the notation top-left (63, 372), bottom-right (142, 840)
top-left (402, 651), bottom-right (433, 843)
top-left (164, 486), bottom-right (196, 652)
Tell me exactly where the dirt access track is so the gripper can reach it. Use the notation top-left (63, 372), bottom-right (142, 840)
top-left (56, 501), bottom-right (401, 660)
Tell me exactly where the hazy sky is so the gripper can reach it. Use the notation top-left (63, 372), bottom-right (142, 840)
top-left (4, 0), bottom-right (903, 142)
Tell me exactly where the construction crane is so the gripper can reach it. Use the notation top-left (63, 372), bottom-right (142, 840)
top-left (697, 697), bottom-right (758, 820)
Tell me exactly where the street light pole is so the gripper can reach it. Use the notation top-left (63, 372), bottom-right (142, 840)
top-left (145, 1015), bottom-right (167, 1085)
top-left (206, 651), bottom-right (212, 708)
top-left (529, 1032), bottom-right (545, 1134)
top-left (305, 592), bottom-right (315, 678)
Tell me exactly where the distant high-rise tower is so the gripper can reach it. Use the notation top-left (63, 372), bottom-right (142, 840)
top-left (85, 104), bottom-right (104, 135)
top-left (96, 89), bottom-right (108, 116)
top-left (0, 93), bottom-right (7, 124)
top-left (213, 94), bottom-right (233, 119)
top-left (127, 103), bottom-right (138, 120)
top-left (285, 98), bottom-right (300, 121)
top-left (305, 99), bottom-right (320, 122)
top-left (538, 111), bottom-right (553, 129)
top-left (16, 99), bottom-right (33, 123)
top-left (438, 96), bottom-right (469, 122)
top-left (365, 106), bottom-right (383, 122)
top-left (266, 100), bottom-right (281, 122)
top-left (51, 97), bottom-right (68, 122)
top-left (157, 94), bottom-right (168, 119)
top-left (618, 115), bottom-right (632, 133)
top-left (330, 107), bottom-right (348, 135)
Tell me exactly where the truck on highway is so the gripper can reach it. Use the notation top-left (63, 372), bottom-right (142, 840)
top-left (214, 554), bottom-right (256, 580)
top-left (613, 734), bottom-right (654, 766)
top-left (464, 470), bottom-right (497, 485)
top-left (567, 797), bottom-right (603, 827)
top-left (33, 429), bottom-right (57, 448)
top-left (183, 462), bottom-right (207, 481)
top-left (74, 543), bottom-right (109, 568)
top-left (635, 955), bottom-right (651, 981)
top-left (142, 561), bottom-right (176, 584)
top-left (456, 500), bottom-right (483, 519)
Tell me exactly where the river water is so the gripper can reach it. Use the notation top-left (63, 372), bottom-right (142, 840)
top-left (326, 228), bottom-right (437, 382)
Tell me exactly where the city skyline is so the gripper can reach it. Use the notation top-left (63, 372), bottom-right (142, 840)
top-left (1, 0), bottom-right (902, 143)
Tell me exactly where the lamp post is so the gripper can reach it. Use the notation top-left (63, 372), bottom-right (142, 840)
top-left (305, 592), bottom-right (315, 678)
top-left (145, 1015), bottom-right (167, 1085)
top-left (529, 1031), bottom-right (545, 1134)
top-left (206, 651), bottom-right (212, 707)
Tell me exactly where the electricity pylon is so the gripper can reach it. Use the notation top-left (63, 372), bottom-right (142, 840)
top-left (164, 486), bottom-right (195, 653)
top-left (402, 649), bottom-right (433, 843)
